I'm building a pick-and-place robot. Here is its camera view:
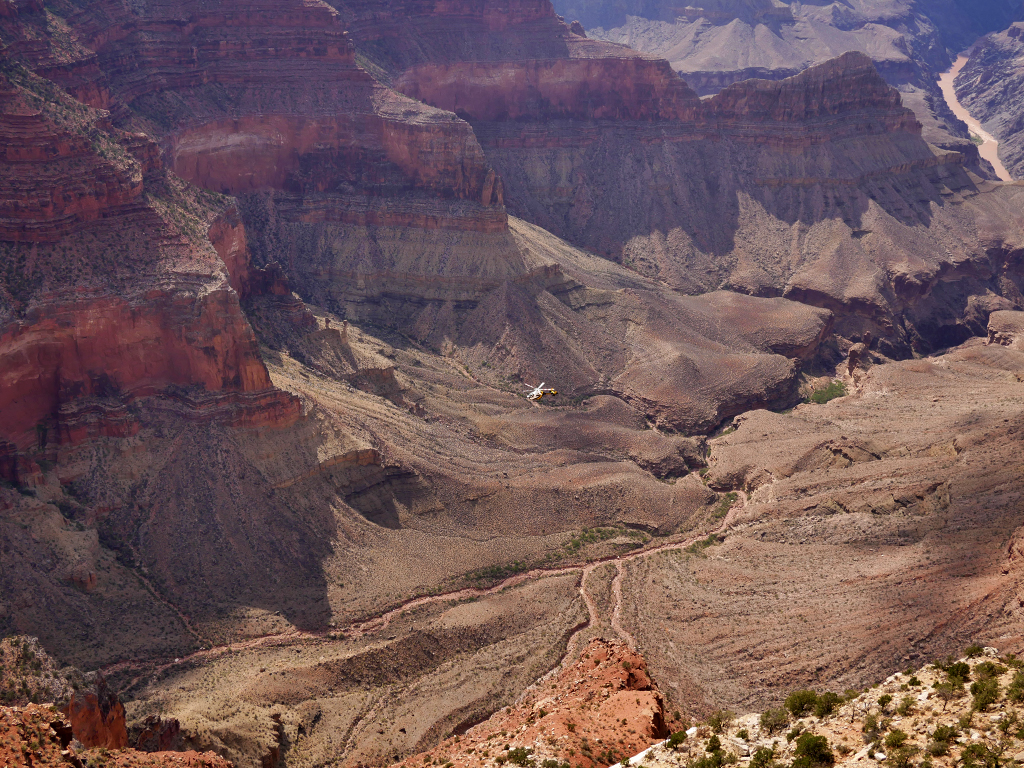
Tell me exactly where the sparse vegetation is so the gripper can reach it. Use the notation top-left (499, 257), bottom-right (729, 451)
top-left (760, 707), bottom-right (789, 735)
top-left (785, 690), bottom-right (819, 718)
top-left (807, 381), bottom-right (847, 405)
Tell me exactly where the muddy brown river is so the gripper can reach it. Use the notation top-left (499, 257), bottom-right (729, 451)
top-left (938, 54), bottom-right (1014, 181)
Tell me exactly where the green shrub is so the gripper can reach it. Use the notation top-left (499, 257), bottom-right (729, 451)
top-left (791, 733), bottom-right (834, 768)
top-left (708, 711), bottom-right (734, 734)
top-left (760, 707), bottom-right (789, 735)
top-left (814, 692), bottom-right (842, 718)
top-left (688, 753), bottom-right (724, 768)
top-left (1007, 670), bottom-right (1024, 702)
top-left (975, 661), bottom-right (1007, 680)
top-left (808, 381), bottom-right (847, 405)
top-left (884, 731), bottom-right (908, 749)
top-left (960, 742), bottom-right (1001, 768)
top-left (736, 729), bottom-right (749, 741)
top-left (970, 677), bottom-right (999, 712)
top-left (896, 696), bottom-right (914, 716)
top-left (926, 740), bottom-right (949, 757)
top-left (862, 714), bottom-right (880, 740)
top-left (932, 725), bottom-right (957, 743)
top-left (707, 736), bottom-right (722, 753)
top-left (965, 645), bottom-right (985, 658)
top-left (507, 747), bottom-right (533, 767)
top-left (886, 745), bottom-right (920, 768)
top-left (785, 690), bottom-right (819, 718)
top-left (945, 662), bottom-right (970, 682)
top-left (667, 731), bottom-right (688, 750)
top-left (749, 748), bottom-right (775, 768)
top-left (877, 694), bottom-right (893, 711)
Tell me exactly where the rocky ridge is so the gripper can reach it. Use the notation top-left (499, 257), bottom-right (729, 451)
top-left (0, 703), bottom-right (231, 768)
top-left (632, 648), bottom-right (1024, 768)
top-left (388, 639), bottom-right (673, 768)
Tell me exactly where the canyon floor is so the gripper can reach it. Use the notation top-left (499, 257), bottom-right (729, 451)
top-left (90, 315), bottom-right (1024, 768)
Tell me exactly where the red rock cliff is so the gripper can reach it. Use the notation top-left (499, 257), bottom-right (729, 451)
top-left (0, 67), bottom-right (299, 461)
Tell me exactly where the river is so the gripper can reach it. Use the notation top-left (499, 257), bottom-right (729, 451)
top-left (937, 54), bottom-right (1014, 181)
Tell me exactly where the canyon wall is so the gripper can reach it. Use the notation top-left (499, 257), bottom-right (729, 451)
top-left (956, 23), bottom-right (1024, 181)
top-left (0, 64), bottom-right (299, 473)
top-left (393, 41), bottom-right (1024, 355)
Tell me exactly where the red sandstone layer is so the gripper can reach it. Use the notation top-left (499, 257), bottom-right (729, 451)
top-left (0, 68), bottom-right (300, 461)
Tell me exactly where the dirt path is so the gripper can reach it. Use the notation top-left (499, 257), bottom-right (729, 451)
top-left (102, 523), bottom-right (728, 679)
top-left (938, 54), bottom-right (1013, 181)
top-left (609, 560), bottom-right (638, 650)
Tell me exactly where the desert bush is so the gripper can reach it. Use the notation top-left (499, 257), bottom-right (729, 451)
top-left (667, 731), bottom-right (688, 750)
top-left (886, 746), bottom-right (920, 768)
top-left (884, 731), bottom-right (908, 749)
top-left (507, 747), bottom-right (533, 767)
top-left (970, 678), bottom-right (999, 712)
top-left (749, 748), bottom-right (775, 768)
top-left (785, 690), bottom-right (819, 718)
top-left (791, 733), bottom-right (834, 768)
top-left (708, 711), bottom-right (734, 734)
top-left (960, 742), bottom-right (1002, 768)
top-left (976, 661), bottom-right (1007, 680)
top-left (862, 714), bottom-right (880, 742)
top-left (760, 708), bottom-right (789, 735)
top-left (814, 692), bottom-right (842, 718)
top-left (945, 662), bottom-right (971, 683)
top-left (896, 696), bottom-right (914, 716)
top-left (1008, 670), bottom-right (1024, 702)
top-left (965, 645), bottom-right (985, 658)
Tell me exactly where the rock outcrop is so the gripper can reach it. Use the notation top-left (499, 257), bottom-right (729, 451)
top-left (389, 639), bottom-right (670, 768)
top-left (0, 703), bottom-right (232, 768)
top-left (553, 0), bottom-right (1015, 169)
top-left (637, 648), bottom-right (1021, 768)
top-left (987, 309), bottom-right (1024, 348)
top-left (63, 677), bottom-right (128, 749)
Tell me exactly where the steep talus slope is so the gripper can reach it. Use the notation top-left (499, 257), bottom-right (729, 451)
top-left (956, 23), bottom-right (1024, 181)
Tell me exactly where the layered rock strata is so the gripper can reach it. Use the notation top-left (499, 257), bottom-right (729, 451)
top-left (0, 65), bottom-right (299, 479)
top-left (0, 704), bottom-right (231, 768)
top-left (405, 48), bottom-right (1023, 355)
top-left (553, 0), bottom-right (1015, 169)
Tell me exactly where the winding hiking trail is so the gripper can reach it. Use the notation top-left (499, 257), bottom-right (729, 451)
top-left (938, 53), bottom-right (1014, 181)
top-left (102, 512), bottom-right (737, 683)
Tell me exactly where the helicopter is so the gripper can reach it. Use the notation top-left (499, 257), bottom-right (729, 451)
top-left (526, 382), bottom-right (558, 401)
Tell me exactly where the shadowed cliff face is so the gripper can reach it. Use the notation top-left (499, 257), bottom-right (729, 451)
top-left (384, 38), bottom-right (1024, 355)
